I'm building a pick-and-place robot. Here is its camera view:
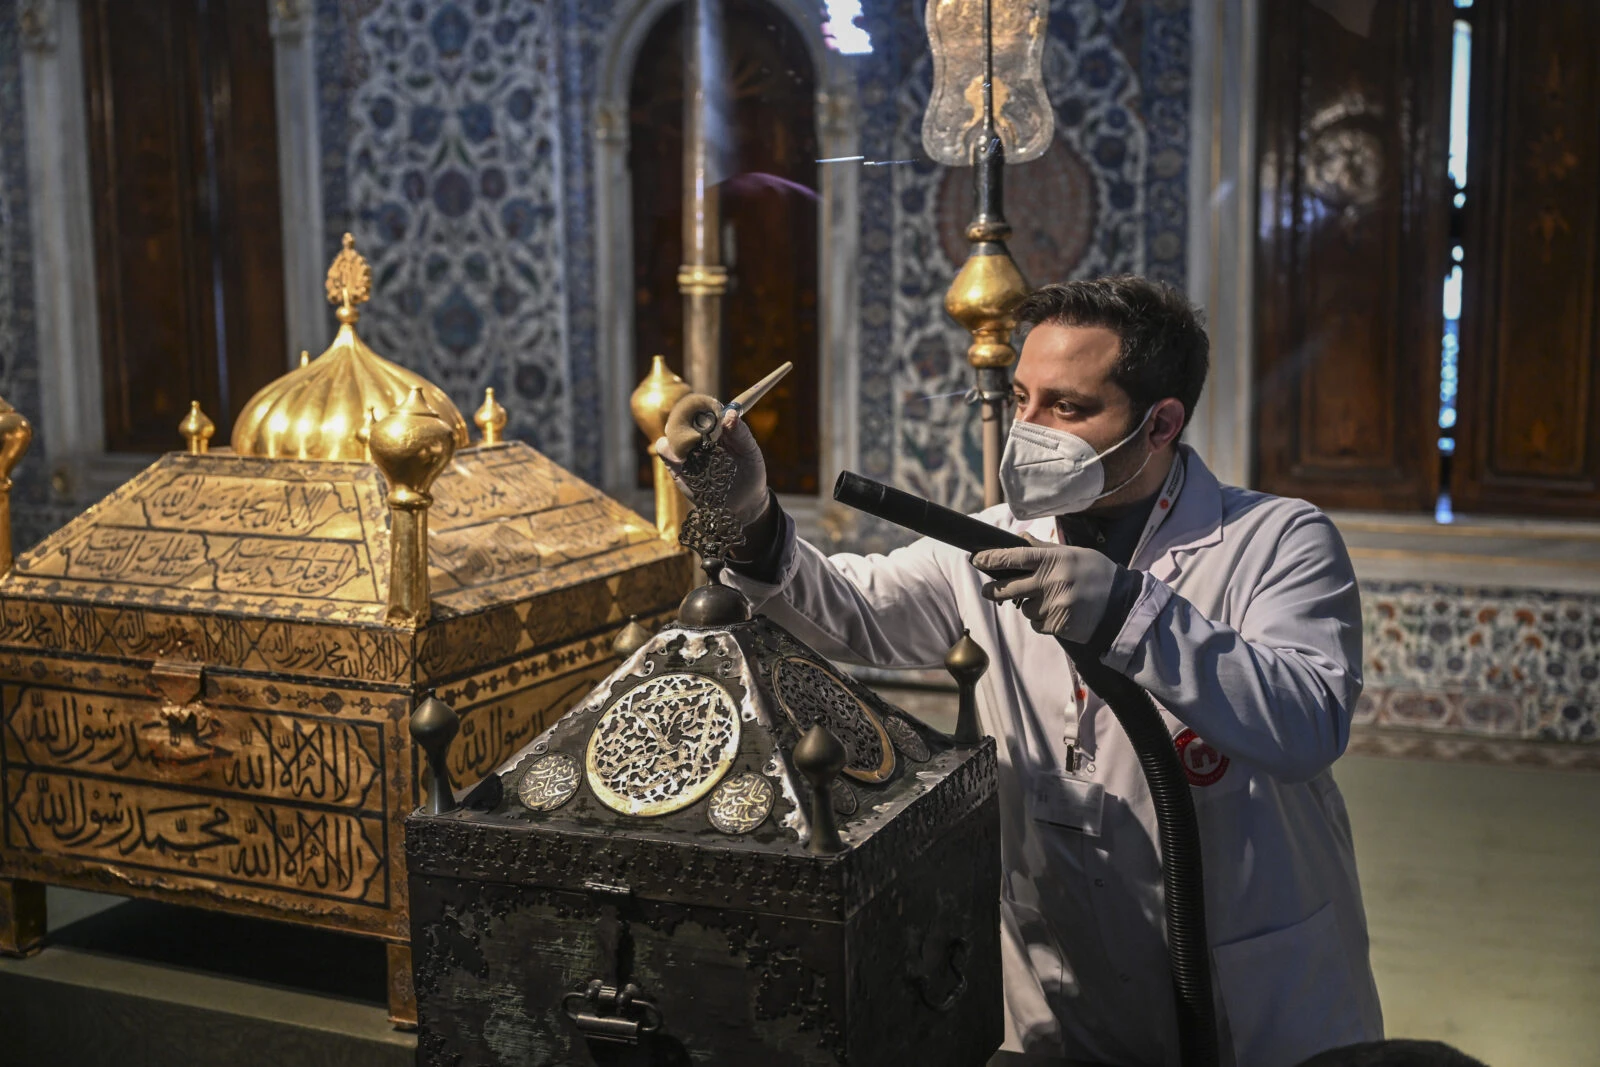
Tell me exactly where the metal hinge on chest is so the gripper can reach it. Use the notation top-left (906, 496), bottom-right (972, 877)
top-left (147, 659), bottom-right (205, 707)
top-left (560, 880), bottom-right (664, 1045)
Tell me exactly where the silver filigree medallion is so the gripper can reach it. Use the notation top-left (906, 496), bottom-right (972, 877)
top-left (517, 753), bottom-right (581, 812)
top-left (586, 672), bottom-right (741, 816)
top-left (706, 772), bottom-right (775, 835)
top-left (772, 656), bottom-right (895, 783)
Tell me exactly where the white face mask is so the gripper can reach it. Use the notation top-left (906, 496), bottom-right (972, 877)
top-left (999, 408), bottom-right (1155, 521)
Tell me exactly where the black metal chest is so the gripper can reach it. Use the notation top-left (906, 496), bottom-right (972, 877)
top-left (406, 603), bottom-right (1001, 1067)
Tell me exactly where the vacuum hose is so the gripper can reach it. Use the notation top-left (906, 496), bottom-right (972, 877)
top-left (834, 472), bottom-right (1219, 1067)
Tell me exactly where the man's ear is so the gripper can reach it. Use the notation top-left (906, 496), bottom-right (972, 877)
top-left (1150, 398), bottom-right (1186, 449)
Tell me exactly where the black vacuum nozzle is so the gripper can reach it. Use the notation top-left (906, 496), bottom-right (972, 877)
top-left (832, 471), bottom-right (1027, 555)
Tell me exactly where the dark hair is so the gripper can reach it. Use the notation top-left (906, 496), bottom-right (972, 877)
top-left (1013, 275), bottom-right (1209, 433)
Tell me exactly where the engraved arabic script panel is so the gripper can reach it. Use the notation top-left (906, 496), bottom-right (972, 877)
top-left (3, 685), bottom-right (385, 810)
top-left (3, 771), bottom-right (388, 905)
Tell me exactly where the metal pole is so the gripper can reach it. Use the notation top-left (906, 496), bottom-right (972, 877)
top-left (678, 0), bottom-right (727, 398)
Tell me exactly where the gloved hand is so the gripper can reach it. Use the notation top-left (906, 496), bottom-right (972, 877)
top-left (972, 543), bottom-right (1121, 644)
top-left (654, 409), bottom-right (771, 529)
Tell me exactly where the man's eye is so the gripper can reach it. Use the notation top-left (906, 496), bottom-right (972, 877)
top-left (1053, 402), bottom-right (1079, 417)
top-left (1011, 393), bottom-right (1027, 405)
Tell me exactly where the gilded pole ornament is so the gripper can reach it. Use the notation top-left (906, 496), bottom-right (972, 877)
top-left (0, 394), bottom-right (32, 576)
top-left (630, 356), bottom-right (692, 540)
top-left (923, 0), bottom-right (1050, 507)
top-left (179, 401), bottom-right (215, 454)
top-left (370, 387), bottom-right (457, 625)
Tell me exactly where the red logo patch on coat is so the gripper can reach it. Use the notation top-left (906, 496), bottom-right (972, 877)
top-left (1174, 729), bottom-right (1229, 786)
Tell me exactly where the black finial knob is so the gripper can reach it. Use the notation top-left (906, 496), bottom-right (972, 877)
top-left (676, 583), bottom-right (751, 629)
top-left (410, 693), bottom-right (459, 815)
top-left (945, 629), bottom-right (989, 746)
top-left (794, 724), bottom-right (847, 854)
top-left (612, 616), bottom-right (651, 658)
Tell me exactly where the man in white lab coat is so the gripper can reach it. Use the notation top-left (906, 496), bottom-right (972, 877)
top-left (659, 276), bottom-right (1384, 1066)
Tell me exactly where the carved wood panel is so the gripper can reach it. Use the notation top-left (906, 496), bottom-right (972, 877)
top-left (1450, 0), bottom-right (1600, 516)
top-left (81, 0), bottom-right (287, 454)
top-left (1253, 0), bottom-right (1452, 510)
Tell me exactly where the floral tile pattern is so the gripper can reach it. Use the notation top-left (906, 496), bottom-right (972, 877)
top-left (317, 0), bottom-right (577, 468)
top-left (1360, 580), bottom-right (1599, 744)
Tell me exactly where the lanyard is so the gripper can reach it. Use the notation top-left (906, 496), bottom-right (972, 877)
top-left (1060, 453), bottom-right (1187, 771)
top-left (1128, 452), bottom-right (1187, 566)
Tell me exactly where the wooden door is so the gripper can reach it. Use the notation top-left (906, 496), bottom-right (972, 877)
top-left (1450, 0), bottom-right (1600, 517)
top-left (82, 0), bottom-right (288, 453)
top-left (628, 0), bottom-right (821, 495)
top-left (1253, 0), bottom-right (1452, 510)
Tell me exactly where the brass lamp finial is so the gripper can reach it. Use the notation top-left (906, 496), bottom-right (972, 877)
top-left (326, 232), bottom-right (371, 326)
top-left (179, 401), bottom-right (215, 454)
top-left (0, 394), bottom-right (33, 575)
top-left (475, 387), bottom-right (507, 446)
top-left (630, 356), bottom-right (693, 541)
top-left (369, 387), bottom-right (457, 625)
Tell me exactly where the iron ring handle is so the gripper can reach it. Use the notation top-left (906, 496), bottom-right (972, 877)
top-left (914, 937), bottom-right (970, 1013)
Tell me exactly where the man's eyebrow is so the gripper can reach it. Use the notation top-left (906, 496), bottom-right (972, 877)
top-left (1030, 385), bottom-right (1103, 408)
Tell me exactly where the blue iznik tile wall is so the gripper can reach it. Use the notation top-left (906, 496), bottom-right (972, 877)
top-left (315, 0), bottom-right (586, 474)
top-left (311, 0), bottom-right (1190, 499)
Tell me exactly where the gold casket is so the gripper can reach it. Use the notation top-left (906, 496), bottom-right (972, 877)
top-left (0, 238), bottom-right (690, 1024)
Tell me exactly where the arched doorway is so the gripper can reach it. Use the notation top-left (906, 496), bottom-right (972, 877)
top-left (627, 0), bottom-right (821, 495)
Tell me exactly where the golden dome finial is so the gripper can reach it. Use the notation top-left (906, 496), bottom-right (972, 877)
top-left (630, 355), bottom-right (692, 443)
top-left (474, 387), bottom-right (507, 446)
top-left (326, 232), bottom-right (371, 326)
top-left (178, 401), bottom-right (215, 454)
top-left (630, 356), bottom-right (692, 541)
top-left (231, 236), bottom-right (468, 461)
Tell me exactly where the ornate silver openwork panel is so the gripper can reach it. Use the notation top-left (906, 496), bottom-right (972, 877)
top-left (706, 772), bottom-right (775, 835)
top-left (771, 656), bottom-right (895, 784)
top-left (517, 753), bottom-right (581, 812)
top-left (585, 672), bottom-right (741, 816)
top-left (884, 715), bottom-right (931, 763)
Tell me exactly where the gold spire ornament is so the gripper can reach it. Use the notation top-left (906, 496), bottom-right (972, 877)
top-left (369, 387), bottom-right (457, 625)
top-left (474, 387), bottom-right (507, 446)
top-left (0, 394), bottom-right (32, 576)
top-left (178, 401), bottom-right (215, 454)
top-left (630, 355), bottom-right (693, 540)
top-left (230, 234), bottom-right (469, 460)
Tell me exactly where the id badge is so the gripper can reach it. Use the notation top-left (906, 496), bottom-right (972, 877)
top-left (1028, 772), bottom-right (1105, 837)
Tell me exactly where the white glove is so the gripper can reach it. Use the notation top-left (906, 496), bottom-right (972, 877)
top-left (654, 410), bottom-right (772, 528)
top-left (972, 544), bottom-right (1120, 644)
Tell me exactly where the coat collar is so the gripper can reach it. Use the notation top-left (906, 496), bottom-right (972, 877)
top-left (1138, 444), bottom-right (1224, 581)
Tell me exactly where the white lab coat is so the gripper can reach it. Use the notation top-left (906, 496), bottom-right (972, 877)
top-left (725, 447), bottom-right (1384, 1067)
